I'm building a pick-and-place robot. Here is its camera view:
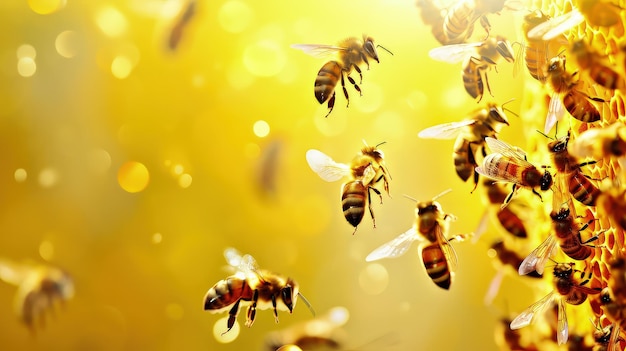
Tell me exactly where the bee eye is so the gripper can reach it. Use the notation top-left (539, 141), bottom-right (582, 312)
top-left (282, 286), bottom-right (294, 310)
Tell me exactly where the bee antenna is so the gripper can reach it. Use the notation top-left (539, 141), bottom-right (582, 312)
top-left (375, 141), bottom-right (387, 148)
top-left (297, 292), bottom-right (316, 316)
top-left (432, 188), bottom-right (453, 201)
top-left (376, 45), bottom-right (394, 56)
top-left (402, 194), bottom-right (418, 202)
top-left (535, 129), bottom-right (553, 140)
top-left (500, 99), bottom-right (519, 118)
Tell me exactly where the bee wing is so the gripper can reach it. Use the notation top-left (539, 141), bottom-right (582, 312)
top-left (418, 120), bottom-right (476, 139)
top-left (438, 231), bottom-right (459, 273)
top-left (484, 137), bottom-right (528, 161)
top-left (475, 154), bottom-right (530, 186)
top-left (556, 298), bottom-right (569, 345)
top-left (365, 227), bottom-right (421, 262)
top-left (428, 42), bottom-right (483, 64)
top-left (545, 93), bottom-right (566, 134)
top-left (527, 8), bottom-right (584, 41)
top-left (510, 291), bottom-right (555, 329)
top-left (0, 258), bottom-right (28, 286)
top-left (223, 247), bottom-right (244, 268)
top-left (306, 149), bottom-right (351, 182)
top-left (290, 44), bottom-right (348, 58)
top-left (518, 235), bottom-right (557, 275)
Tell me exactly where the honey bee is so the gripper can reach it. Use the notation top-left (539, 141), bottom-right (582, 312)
top-left (365, 190), bottom-right (463, 290)
top-left (510, 263), bottom-right (602, 345)
top-left (203, 248), bottom-right (312, 334)
top-left (475, 137), bottom-right (553, 206)
top-left (517, 10), bottom-right (568, 82)
top-left (442, 0), bottom-right (513, 43)
top-left (548, 131), bottom-right (602, 206)
top-left (164, 0), bottom-right (197, 52)
top-left (568, 122), bottom-right (626, 160)
top-left (415, 0), bottom-right (450, 45)
top-left (484, 240), bottom-right (542, 305)
top-left (0, 259), bottom-right (74, 331)
top-left (291, 36), bottom-right (388, 117)
top-left (527, 8), bottom-right (585, 41)
top-left (598, 187), bottom-right (626, 232)
top-left (429, 36), bottom-right (515, 101)
top-left (571, 39), bottom-right (626, 91)
top-left (305, 141), bottom-right (391, 234)
top-left (518, 206), bottom-right (599, 275)
top-left (544, 54), bottom-right (605, 133)
top-left (478, 180), bottom-right (529, 239)
top-left (418, 102), bottom-right (510, 189)
top-left (496, 316), bottom-right (540, 350)
top-left (591, 321), bottom-right (621, 351)
top-left (577, 0), bottom-right (624, 28)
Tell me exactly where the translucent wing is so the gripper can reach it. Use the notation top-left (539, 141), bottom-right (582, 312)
top-left (361, 164), bottom-right (376, 186)
top-left (306, 149), bottom-right (351, 182)
top-left (418, 119), bottom-right (476, 139)
top-left (428, 42), bottom-right (483, 64)
top-left (223, 248), bottom-right (260, 277)
top-left (223, 247), bottom-right (243, 268)
top-left (518, 235), bottom-right (557, 275)
top-left (527, 8), bottom-right (584, 41)
top-left (365, 227), bottom-right (421, 262)
top-left (437, 230), bottom-right (459, 272)
top-left (484, 137), bottom-right (529, 161)
top-left (0, 258), bottom-right (29, 286)
top-left (556, 298), bottom-right (569, 345)
top-left (545, 93), bottom-right (566, 134)
top-left (510, 291), bottom-right (555, 329)
top-left (475, 154), bottom-right (529, 185)
top-left (484, 269), bottom-right (505, 306)
top-left (290, 44), bottom-right (348, 58)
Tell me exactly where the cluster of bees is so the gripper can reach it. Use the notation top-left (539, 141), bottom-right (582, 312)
top-left (202, 0), bottom-right (626, 350)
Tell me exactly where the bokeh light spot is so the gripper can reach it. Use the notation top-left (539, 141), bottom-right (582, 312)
top-left (39, 240), bottom-right (54, 261)
top-left (55, 30), bottom-right (79, 58)
top-left (406, 90), bottom-right (428, 111)
top-left (95, 6), bottom-right (128, 38)
top-left (111, 55), bottom-right (134, 79)
top-left (118, 161), bottom-right (150, 193)
top-left (17, 44), bottom-right (36, 59)
top-left (28, 0), bottom-right (66, 15)
top-left (358, 263), bottom-right (389, 295)
top-left (38, 168), bottom-right (59, 188)
top-left (218, 0), bottom-right (253, 33)
top-left (17, 57), bottom-right (37, 77)
top-left (152, 232), bottom-right (163, 244)
top-left (243, 40), bottom-right (286, 77)
top-left (14, 168), bottom-right (27, 183)
top-left (88, 148), bottom-right (112, 174)
top-left (327, 306), bottom-right (349, 326)
top-left (213, 316), bottom-right (240, 343)
top-left (178, 173), bottom-right (192, 188)
top-left (253, 120), bottom-right (270, 138)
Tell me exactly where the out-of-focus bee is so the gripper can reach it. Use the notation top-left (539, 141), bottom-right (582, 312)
top-left (510, 263), bottom-right (602, 345)
top-left (484, 240), bottom-right (542, 305)
top-left (548, 131), bottom-right (602, 206)
top-left (577, 0), bottom-right (624, 28)
top-left (518, 206), bottom-right (598, 275)
top-left (476, 137), bottom-right (553, 206)
top-left (416, 0), bottom-right (450, 45)
top-left (306, 142), bottom-right (391, 234)
top-left (0, 259), bottom-right (74, 331)
top-left (544, 54), bottom-right (605, 133)
top-left (164, 0), bottom-right (197, 52)
top-left (429, 36), bottom-right (515, 101)
top-left (366, 190), bottom-right (464, 290)
top-left (527, 8), bottom-right (585, 41)
top-left (495, 316), bottom-right (540, 350)
top-left (569, 122), bottom-right (626, 160)
top-left (291, 36), bottom-right (389, 117)
top-left (517, 10), bottom-right (562, 83)
top-left (478, 180), bottom-right (529, 239)
top-left (418, 102), bottom-right (510, 189)
top-left (597, 187), bottom-right (626, 232)
top-left (571, 39), bottom-right (626, 91)
top-left (442, 0), bottom-right (519, 43)
top-left (591, 320), bottom-right (621, 351)
top-left (264, 306), bottom-right (348, 351)
top-left (203, 248), bottom-right (313, 334)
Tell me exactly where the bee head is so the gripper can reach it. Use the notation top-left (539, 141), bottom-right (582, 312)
top-left (362, 36), bottom-right (379, 63)
top-left (281, 281), bottom-right (296, 313)
top-left (552, 262), bottom-right (574, 278)
top-left (540, 171), bottom-right (553, 191)
top-left (549, 207), bottom-right (570, 221)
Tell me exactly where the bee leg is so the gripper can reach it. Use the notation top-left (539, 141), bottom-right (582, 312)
top-left (481, 66), bottom-right (493, 100)
top-left (245, 289), bottom-right (259, 328)
top-left (371, 186), bottom-right (383, 204)
top-left (346, 76), bottom-right (362, 96)
top-left (353, 64), bottom-right (363, 82)
top-left (271, 294), bottom-right (280, 323)
top-left (324, 92), bottom-right (336, 118)
top-left (221, 299), bottom-right (242, 335)
top-left (340, 73), bottom-right (350, 108)
top-left (479, 15), bottom-right (491, 39)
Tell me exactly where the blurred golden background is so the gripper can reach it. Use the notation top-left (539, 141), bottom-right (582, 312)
top-left (0, 0), bottom-right (537, 350)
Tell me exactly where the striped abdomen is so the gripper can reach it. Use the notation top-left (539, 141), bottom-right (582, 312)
top-left (341, 181), bottom-right (367, 227)
top-left (421, 242), bottom-right (452, 290)
top-left (204, 276), bottom-right (252, 311)
top-left (314, 61), bottom-right (341, 104)
top-left (563, 91), bottom-right (601, 123)
top-left (552, 212), bottom-right (592, 261)
top-left (568, 172), bottom-right (601, 206)
top-left (443, 1), bottom-right (474, 42)
top-left (462, 58), bottom-right (484, 100)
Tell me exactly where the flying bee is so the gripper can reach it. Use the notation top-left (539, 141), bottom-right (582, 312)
top-left (510, 262), bottom-right (602, 345)
top-left (478, 180), bottom-right (529, 239)
top-left (484, 240), bottom-right (542, 305)
top-left (569, 122), bottom-right (626, 160)
top-left (577, 0), bottom-right (624, 28)
top-left (0, 259), bottom-right (74, 331)
top-left (429, 36), bottom-right (515, 101)
top-left (442, 0), bottom-right (518, 43)
top-left (475, 137), bottom-right (553, 206)
top-left (544, 54), bottom-right (605, 133)
top-left (570, 39), bottom-right (626, 91)
top-left (518, 206), bottom-right (599, 275)
top-left (418, 102), bottom-right (510, 189)
top-left (305, 141), bottom-right (391, 234)
top-left (365, 190), bottom-right (465, 290)
top-left (527, 8), bottom-right (585, 41)
top-left (495, 316), bottom-right (540, 351)
top-left (291, 35), bottom-right (389, 117)
top-left (164, 0), bottom-right (197, 52)
top-left (203, 248), bottom-right (313, 334)
top-left (416, 0), bottom-right (450, 45)
top-left (548, 130), bottom-right (602, 206)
